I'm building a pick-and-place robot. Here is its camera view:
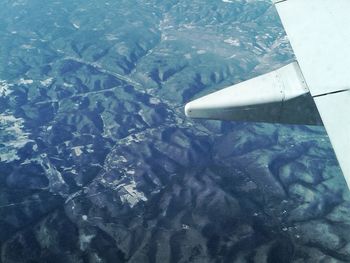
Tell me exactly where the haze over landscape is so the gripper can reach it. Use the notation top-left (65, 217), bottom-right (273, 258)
top-left (0, 0), bottom-right (350, 262)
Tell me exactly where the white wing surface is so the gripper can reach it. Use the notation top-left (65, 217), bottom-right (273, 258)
top-left (313, 91), bottom-right (350, 187)
top-left (275, 0), bottom-right (350, 187)
top-left (274, 0), bottom-right (350, 96)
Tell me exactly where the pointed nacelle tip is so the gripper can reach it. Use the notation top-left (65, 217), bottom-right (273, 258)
top-left (184, 102), bottom-right (193, 117)
top-left (184, 101), bottom-right (209, 118)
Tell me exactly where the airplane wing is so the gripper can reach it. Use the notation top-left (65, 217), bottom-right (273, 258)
top-left (274, 0), bottom-right (350, 188)
top-left (185, 0), bottom-right (350, 188)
